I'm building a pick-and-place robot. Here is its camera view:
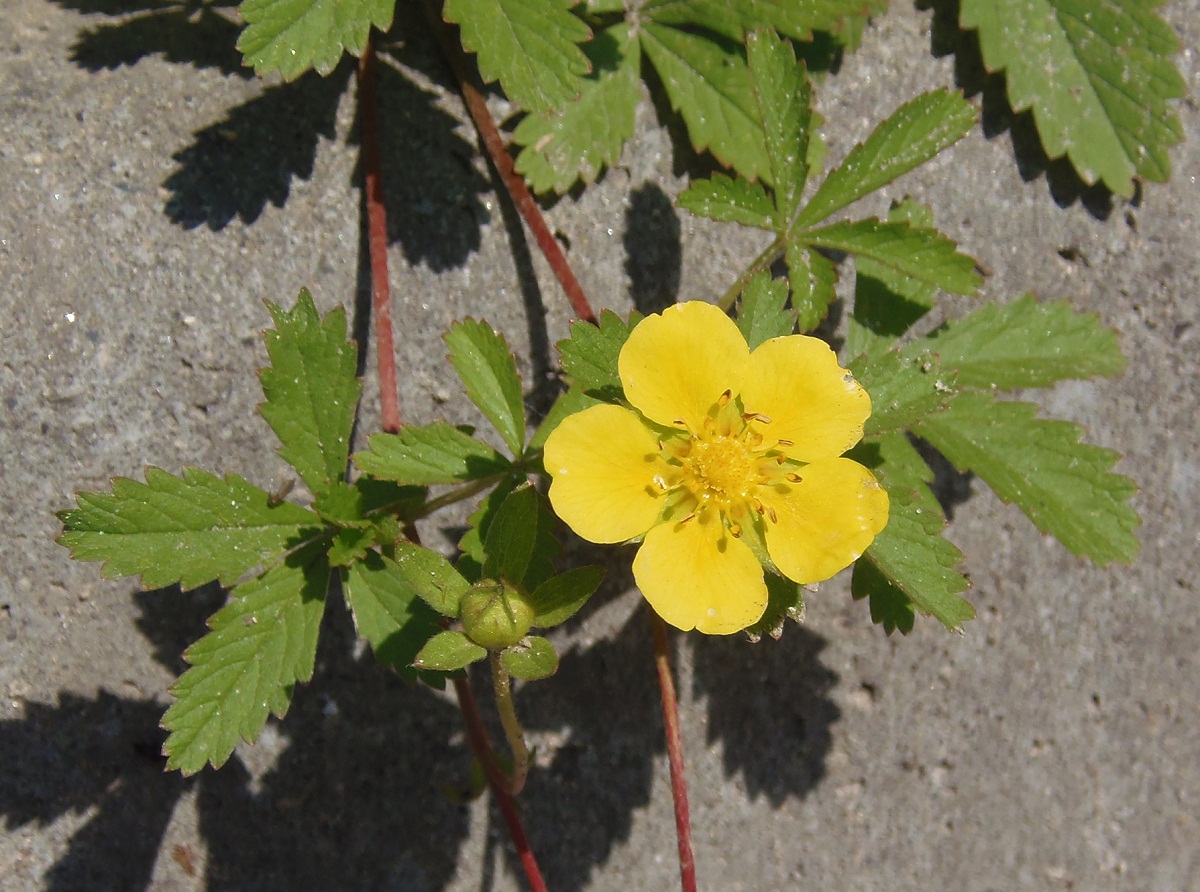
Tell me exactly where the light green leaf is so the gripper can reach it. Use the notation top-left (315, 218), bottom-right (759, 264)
top-left (961, 0), bottom-right (1185, 196)
top-left (737, 272), bottom-right (795, 349)
top-left (920, 294), bottom-right (1127, 389)
top-left (557, 309), bottom-right (641, 402)
top-left (514, 24), bottom-right (641, 194)
top-left (918, 392), bottom-right (1140, 565)
top-left (355, 423), bottom-right (511, 485)
top-left (644, 0), bottom-right (873, 43)
top-left (414, 630), bottom-right (488, 672)
top-left (260, 290), bottom-right (360, 498)
top-left (445, 319), bottom-right (527, 456)
top-left (237, 0), bottom-right (393, 79)
top-left (500, 636), bottom-right (559, 680)
top-left (527, 566), bottom-right (605, 627)
top-left (343, 552), bottom-right (443, 680)
top-left (444, 0), bottom-right (592, 116)
top-left (483, 484), bottom-right (560, 592)
top-left (794, 90), bottom-right (977, 228)
top-left (528, 387), bottom-right (601, 454)
top-left (839, 0), bottom-right (890, 52)
top-left (746, 27), bottom-right (812, 222)
top-left (390, 540), bottom-right (472, 618)
top-left (639, 23), bottom-right (769, 181)
top-left (801, 218), bottom-right (981, 295)
top-left (676, 173), bottom-right (776, 230)
top-left (57, 469), bottom-right (320, 590)
top-left (785, 241), bottom-right (838, 332)
top-left (851, 347), bottom-right (957, 437)
top-left (162, 545), bottom-right (329, 774)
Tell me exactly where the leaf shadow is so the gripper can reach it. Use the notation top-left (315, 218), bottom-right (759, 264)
top-left (916, 0), bottom-right (1116, 219)
top-left (625, 183), bottom-right (682, 316)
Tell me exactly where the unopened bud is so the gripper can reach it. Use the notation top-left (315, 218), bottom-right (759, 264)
top-left (459, 580), bottom-right (535, 650)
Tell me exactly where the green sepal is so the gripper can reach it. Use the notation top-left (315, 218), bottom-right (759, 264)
top-left (500, 636), bottom-right (559, 681)
top-left (482, 484), bottom-right (560, 593)
top-left (389, 540), bottom-right (472, 618)
top-left (527, 566), bottom-right (605, 628)
top-left (414, 630), bottom-right (488, 672)
top-left (744, 573), bottom-right (806, 642)
top-left (342, 552), bottom-right (443, 681)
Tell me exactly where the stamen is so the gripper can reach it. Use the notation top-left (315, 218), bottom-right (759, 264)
top-left (767, 506), bottom-right (778, 523)
top-left (653, 475), bottom-right (669, 490)
top-left (742, 412), bottom-right (772, 424)
top-left (786, 472), bottom-right (803, 483)
top-left (717, 389), bottom-right (732, 407)
top-left (753, 498), bottom-right (766, 516)
top-left (729, 522), bottom-right (742, 538)
top-left (777, 438), bottom-right (794, 447)
top-left (678, 512), bottom-right (696, 525)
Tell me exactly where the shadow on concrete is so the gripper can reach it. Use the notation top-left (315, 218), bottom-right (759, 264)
top-left (625, 184), bottom-right (682, 316)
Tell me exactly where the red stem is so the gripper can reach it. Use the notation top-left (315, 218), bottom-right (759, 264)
top-left (358, 41), bottom-right (403, 434)
top-left (650, 611), bottom-right (698, 892)
top-left (422, 1), bottom-right (596, 324)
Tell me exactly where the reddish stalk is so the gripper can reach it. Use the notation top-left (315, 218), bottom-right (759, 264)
top-left (650, 611), bottom-right (698, 892)
top-left (358, 37), bottom-right (548, 891)
top-left (422, 0), bottom-right (596, 324)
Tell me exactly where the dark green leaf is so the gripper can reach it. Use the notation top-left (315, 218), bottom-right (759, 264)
top-left (500, 636), bottom-right (559, 680)
top-left (237, 0), bottom-right (393, 79)
top-left (483, 484), bottom-right (560, 592)
top-left (355, 423), bottom-right (511, 485)
top-left (458, 472), bottom-right (525, 582)
top-left (343, 552), bottom-right (443, 680)
top-left (746, 27), bottom-right (812, 222)
top-left (676, 173), bottom-right (776, 230)
top-left (737, 272), bottom-right (795, 349)
top-left (557, 309), bottom-right (641, 402)
top-left (414, 631), bottom-right (488, 672)
top-left (785, 241), bottom-right (838, 332)
top-left (445, 319), bottom-right (527, 456)
top-left (327, 526), bottom-right (374, 566)
top-left (851, 347), bottom-right (957, 437)
top-left (644, 0), bottom-right (872, 43)
top-left (527, 565), bottom-right (605, 627)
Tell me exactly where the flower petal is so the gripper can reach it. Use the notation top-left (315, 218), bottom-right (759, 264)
top-left (633, 511), bottom-right (768, 635)
top-left (543, 404), bottom-right (670, 543)
top-left (739, 336), bottom-right (871, 462)
top-left (619, 301), bottom-right (749, 431)
top-left (757, 458), bottom-right (889, 584)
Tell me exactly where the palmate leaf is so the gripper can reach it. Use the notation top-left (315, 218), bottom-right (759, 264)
top-left (58, 468), bottom-right (320, 590)
top-left (643, 0), bottom-right (874, 43)
top-left (343, 552), bottom-right (443, 681)
top-left (514, 24), bottom-right (641, 194)
top-left (445, 0), bottom-right (592, 116)
top-left (237, 0), bottom-right (393, 79)
top-left (557, 309), bottom-right (641, 402)
top-left (355, 423), bottom-right (511, 485)
top-left (260, 291), bottom-right (360, 497)
top-left (675, 173), bottom-right (776, 230)
top-left (445, 319), bottom-right (527, 456)
top-left (917, 392), bottom-right (1139, 566)
top-left (162, 545), bottom-right (329, 774)
top-left (961, 0), bottom-right (1185, 196)
top-left (746, 27), bottom-right (812, 223)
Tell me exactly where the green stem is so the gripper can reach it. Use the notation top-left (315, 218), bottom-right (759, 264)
top-left (490, 651), bottom-right (531, 795)
top-left (717, 234), bottom-right (786, 312)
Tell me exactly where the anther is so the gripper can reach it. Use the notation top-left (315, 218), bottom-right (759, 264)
top-left (753, 498), bottom-right (766, 516)
top-left (717, 389), bottom-right (732, 407)
top-left (767, 506), bottom-right (778, 523)
top-left (786, 472), bottom-right (803, 483)
top-left (777, 438), bottom-right (794, 447)
top-left (678, 512), bottom-right (696, 525)
top-left (729, 522), bottom-right (742, 538)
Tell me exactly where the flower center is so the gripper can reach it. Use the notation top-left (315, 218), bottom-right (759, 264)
top-left (685, 437), bottom-right (757, 503)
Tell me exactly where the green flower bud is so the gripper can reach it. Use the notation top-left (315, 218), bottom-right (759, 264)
top-left (459, 580), bottom-right (535, 650)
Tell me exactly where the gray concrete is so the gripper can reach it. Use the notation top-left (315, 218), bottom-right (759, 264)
top-left (2, 1), bottom-right (1198, 889)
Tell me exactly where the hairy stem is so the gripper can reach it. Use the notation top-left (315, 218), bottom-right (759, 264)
top-left (490, 651), bottom-right (532, 795)
top-left (650, 610), bottom-right (698, 892)
top-left (717, 234), bottom-right (785, 313)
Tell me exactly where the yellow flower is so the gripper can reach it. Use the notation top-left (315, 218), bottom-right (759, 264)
top-left (543, 301), bottom-right (889, 635)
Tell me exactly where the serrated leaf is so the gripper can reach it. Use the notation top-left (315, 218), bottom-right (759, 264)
top-left (528, 387), bottom-right (601, 454)
top-left (639, 23), bottom-right (769, 181)
top-left (746, 27), bottom-right (812, 222)
top-left (483, 484), bottom-right (560, 592)
top-left (237, 0), bottom-right (393, 79)
top-left (795, 89), bottom-right (977, 228)
top-left (514, 24), bottom-right (641, 194)
top-left (557, 309), bottom-right (640, 402)
top-left (327, 527), bottom-right (374, 566)
top-left (414, 630), bottom-right (488, 671)
top-left (737, 272), bottom-right (795, 349)
top-left (458, 472), bottom-right (525, 582)
top-left (801, 218), bottom-right (981, 295)
top-left (961, 0), bottom-right (1185, 196)
top-left (343, 552), bottom-right (443, 680)
top-left (500, 635), bottom-right (558, 680)
top-left (444, 0), bottom-right (592, 116)
top-left (839, 0), bottom-right (890, 52)
top-left (644, 0), bottom-right (871, 43)
top-left (445, 319), bottom-right (527, 456)
top-left (921, 294), bottom-right (1126, 389)
top-left (527, 565), bottom-right (605, 627)
top-left (785, 241), bottom-right (838, 332)
top-left (162, 545), bottom-right (329, 774)
top-left (851, 347), bottom-right (957, 438)
top-left (744, 573), bottom-right (806, 642)
top-left (389, 540), bottom-right (472, 618)
top-left (355, 423), bottom-right (511, 485)
top-left (58, 468), bottom-right (321, 590)
top-left (676, 173), bottom-right (776, 230)
top-left (917, 391), bottom-right (1139, 565)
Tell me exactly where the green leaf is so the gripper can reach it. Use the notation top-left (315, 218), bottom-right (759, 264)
top-left (746, 27), bottom-right (812, 222)
top-left (355, 424), bottom-right (511, 485)
top-left (162, 545), bottom-right (329, 774)
top-left (327, 527), bottom-right (374, 566)
top-left (851, 347), bottom-right (957, 438)
top-left (500, 636), bottom-right (558, 680)
top-left (343, 552), bottom-right (443, 680)
top-left (415, 630), bottom-right (487, 672)
top-left (917, 392), bottom-right (1140, 565)
top-left (260, 291), bottom-right (360, 498)
top-left (639, 23), bottom-right (769, 181)
top-left (527, 566), bottom-right (605, 627)
top-left (795, 89), bottom-right (977, 228)
top-left (444, 0), bottom-right (592, 116)
top-left (643, 0), bottom-right (872, 43)
top-left (457, 472), bottom-right (525, 582)
top-left (744, 573), bottom-right (806, 642)
top-left (676, 173), bottom-right (776, 230)
top-left (237, 0), bottom-right (393, 79)
top-left (482, 484), bottom-right (560, 592)
top-left (313, 478), bottom-right (426, 527)
top-left (445, 319), bottom-right (527, 456)
top-left (920, 294), bottom-right (1127, 389)
top-left (58, 468), bottom-right (320, 590)
top-left (528, 387), bottom-right (601, 454)
top-left (801, 218), bottom-right (981, 295)
top-left (851, 560), bottom-right (916, 635)
top-left (514, 24), bottom-right (641, 194)
top-left (785, 241), bottom-right (838, 332)
top-left (961, 0), bottom-right (1185, 196)
top-left (389, 540), bottom-right (472, 618)
top-left (557, 309), bottom-right (641, 402)
top-left (737, 272), bottom-right (795, 349)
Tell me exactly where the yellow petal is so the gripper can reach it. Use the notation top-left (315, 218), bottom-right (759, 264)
top-left (757, 458), bottom-right (889, 584)
top-left (543, 404), bottom-right (670, 543)
top-left (739, 335), bottom-right (871, 462)
top-left (619, 301), bottom-right (749, 431)
top-left (632, 511), bottom-right (768, 635)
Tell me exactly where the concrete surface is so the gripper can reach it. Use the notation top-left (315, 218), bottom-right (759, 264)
top-left (2, 1), bottom-right (1198, 890)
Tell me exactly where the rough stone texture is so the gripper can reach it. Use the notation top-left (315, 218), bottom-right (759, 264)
top-left (2, 2), bottom-right (1198, 891)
